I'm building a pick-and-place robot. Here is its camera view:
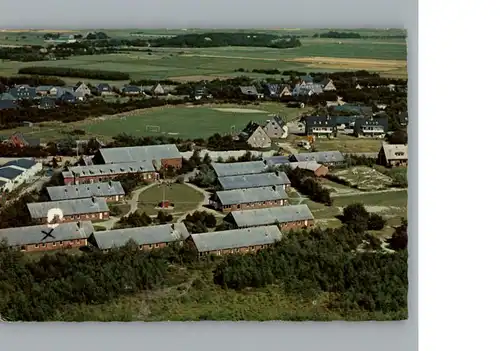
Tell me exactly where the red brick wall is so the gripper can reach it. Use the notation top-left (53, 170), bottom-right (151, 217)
top-left (200, 244), bottom-right (269, 256)
top-left (221, 199), bottom-right (288, 213)
top-left (21, 238), bottom-right (88, 252)
top-left (73, 171), bottom-right (157, 185)
top-left (280, 219), bottom-right (314, 231)
top-left (161, 158), bottom-right (182, 169)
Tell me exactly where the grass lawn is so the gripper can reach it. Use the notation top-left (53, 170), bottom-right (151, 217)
top-left (137, 183), bottom-right (204, 216)
top-left (0, 102), bottom-right (307, 143)
top-left (332, 166), bottom-right (393, 191)
top-left (312, 135), bottom-right (384, 153)
top-left (109, 203), bottom-right (131, 216)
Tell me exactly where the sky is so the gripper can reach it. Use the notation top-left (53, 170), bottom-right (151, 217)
top-left (0, 0), bottom-right (411, 29)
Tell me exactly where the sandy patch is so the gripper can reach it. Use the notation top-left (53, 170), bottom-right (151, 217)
top-left (289, 56), bottom-right (407, 72)
top-left (212, 108), bottom-right (267, 114)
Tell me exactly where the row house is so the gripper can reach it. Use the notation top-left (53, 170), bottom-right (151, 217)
top-left (224, 204), bottom-right (315, 231)
top-left (88, 223), bottom-right (190, 252)
top-left (0, 221), bottom-right (94, 253)
top-left (217, 171), bottom-right (291, 191)
top-left (27, 197), bottom-right (110, 223)
top-left (93, 144), bottom-right (182, 169)
top-left (210, 186), bottom-right (289, 213)
top-left (46, 181), bottom-right (126, 202)
top-left (187, 225), bottom-right (283, 256)
top-left (62, 161), bottom-right (158, 185)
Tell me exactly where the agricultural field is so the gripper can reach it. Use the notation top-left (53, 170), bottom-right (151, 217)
top-left (0, 102), bottom-right (309, 143)
top-left (1, 28), bottom-right (407, 82)
top-left (137, 183), bottom-right (204, 217)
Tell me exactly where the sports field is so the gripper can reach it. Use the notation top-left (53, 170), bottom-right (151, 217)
top-left (0, 102), bottom-right (306, 142)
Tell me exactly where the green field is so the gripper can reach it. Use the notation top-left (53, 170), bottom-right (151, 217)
top-left (0, 102), bottom-right (309, 143)
top-left (137, 183), bottom-right (204, 216)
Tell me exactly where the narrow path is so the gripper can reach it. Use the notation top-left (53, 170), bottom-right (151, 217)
top-left (176, 182), bottom-right (221, 223)
top-left (329, 187), bottom-right (407, 198)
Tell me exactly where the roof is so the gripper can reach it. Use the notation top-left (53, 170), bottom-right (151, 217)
top-left (91, 223), bottom-right (189, 250)
top-left (9, 86), bottom-right (36, 99)
top-left (0, 221), bottom-right (94, 247)
top-left (211, 161), bottom-right (268, 177)
top-left (0, 100), bottom-right (17, 110)
top-left (355, 116), bottom-right (389, 132)
top-left (381, 144), bottom-right (408, 160)
top-left (239, 86), bottom-right (258, 95)
top-left (27, 197), bottom-right (110, 219)
top-left (2, 158), bottom-right (37, 170)
top-left (36, 85), bottom-right (53, 92)
top-left (216, 186), bottom-right (288, 206)
top-left (190, 225), bottom-right (283, 253)
top-left (97, 83), bottom-right (112, 90)
top-left (0, 92), bottom-right (16, 101)
top-left (0, 166), bottom-right (25, 180)
top-left (47, 181), bottom-right (125, 201)
top-left (122, 85), bottom-right (142, 93)
top-left (180, 149), bottom-right (274, 162)
top-left (263, 156), bottom-right (291, 166)
top-left (218, 171), bottom-right (290, 190)
top-left (291, 151), bottom-right (344, 164)
top-left (266, 115), bottom-right (286, 129)
top-left (288, 161), bottom-right (325, 172)
top-left (227, 204), bottom-right (314, 228)
top-left (305, 115), bottom-right (336, 128)
top-left (300, 75), bottom-right (314, 83)
top-left (68, 161), bottom-right (156, 178)
top-left (97, 144), bottom-right (181, 164)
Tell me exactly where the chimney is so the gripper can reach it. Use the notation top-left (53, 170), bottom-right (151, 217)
top-left (76, 221), bottom-right (81, 229)
top-left (91, 196), bottom-right (96, 203)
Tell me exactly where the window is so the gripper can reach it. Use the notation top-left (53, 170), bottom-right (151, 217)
top-left (41, 243), bottom-right (46, 247)
top-left (52, 242), bottom-right (56, 246)
top-left (155, 243), bottom-right (159, 248)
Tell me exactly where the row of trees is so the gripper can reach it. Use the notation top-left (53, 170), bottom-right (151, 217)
top-left (18, 67), bottom-right (130, 81)
top-left (0, 75), bottom-right (66, 88)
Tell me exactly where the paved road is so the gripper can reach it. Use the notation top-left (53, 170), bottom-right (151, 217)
top-left (176, 182), bottom-right (221, 224)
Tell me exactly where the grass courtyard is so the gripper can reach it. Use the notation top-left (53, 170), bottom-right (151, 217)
top-left (137, 183), bottom-right (204, 217)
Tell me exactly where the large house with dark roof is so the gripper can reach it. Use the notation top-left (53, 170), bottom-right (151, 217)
top-left (354, 116), bottom-right (389, 138)
top-left (304, 115), bottom-right (337, 138)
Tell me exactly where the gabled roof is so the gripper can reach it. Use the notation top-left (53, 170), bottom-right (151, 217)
top-left (190, 225), bottom-right (283, 253)
top-left (2, 158), bottom-right (37, 170)
top-left (263, 155), bottom-right (290, 166)
top-left (381, 144), bottom-right (408, 160)
top-left (355, 116), bottom-right (389, 132)
top-left (215, 186), bottom-right (288, 206)
top-left (97, 144), bottom-right (181, 164)
top-left (288, 161), bottom-right (325, 172)
top-left (46, 181), bottom-right (125, 201)
top-left (305, 115), bottom-right (336, 128)
top-left (9, 86), bottom-right (36, 99)
top-left (211, 161), bottom-right (268, 177)
top-left (0, 92), bottom-right (16, 101)
top-left (268, 115), bottom-right (286, 129)
top-left (227, 204), bottom-right (314, 228)
top-left (218, 171), bottom-right (291, 190)
top-left (27, 197), bottom-right (110, 219)
top-left (68, 161), bottom-right (156, 178)
top-left (122, 85), bottom-right (142, 93)
top-left (0, 166), bottom-right (25, 180)
top-left (0, 221), bottom-right (94, 247)
top-left (239, 85), bottom-right (258, 95)
top-left (36, 85), bottom-right (53, 92)
top-left (291, 151), bottom-right (344, 164)
top-left (90, 223), bottom-right (189, 250)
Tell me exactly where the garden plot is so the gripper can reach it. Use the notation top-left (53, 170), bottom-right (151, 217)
top-left (332, 166), bottom-right (393, 191)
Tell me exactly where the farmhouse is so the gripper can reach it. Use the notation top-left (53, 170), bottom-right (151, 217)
top-left (96, 83), bottom-right (113, 96)
top-left (304, 115), bottom-right (336, 138)
top-left (239, 122), bottom-right (272, 149)
top-left (0, 158), bottom-right (42, 193)
top-left (211, 160), bottom-right (268, 178)
top-left (210, 186), bottom-right (288, 213)
top-left (187, 225), bottom-right (283, 256)
top-left (88, 223), bottom-right (190, 252)
top-left (224, 204), bottom-right (314, 231)
top-left (290, 151), bottom-right (345, 166)
top-left (46, 181), bottom-right (125, 202)
top-left (377, 144), bottom-right (408, 167)
top-left (354, 116), bottom-right (389, 138)
top-left (93, 144), bottom-right (182, 169)
top-left (63, 161), bottom-right (158, 185)
top-left (217, 171), bottom-right (291, 191)
top-left (0, 221), bottom-right (94, 253)
top-left (263, 115), bottom-right (288, 139)
top-left (27, 197), bottom-right (110, 223)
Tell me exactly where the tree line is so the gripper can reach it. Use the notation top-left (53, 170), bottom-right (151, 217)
top-left (284, 166), bottom-right (333, 206)
top-left (18, 67), bottom-right (130, 81)
top-left (0, 75), bottom-right (66, 88)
